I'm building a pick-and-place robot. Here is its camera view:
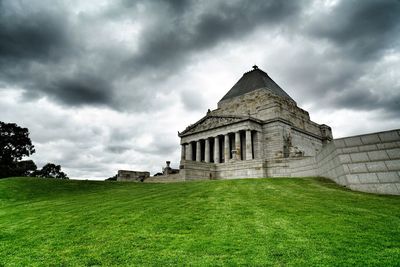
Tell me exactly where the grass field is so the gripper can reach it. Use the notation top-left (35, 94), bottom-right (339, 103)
top-left (0, 177), bottom-right (399, 266)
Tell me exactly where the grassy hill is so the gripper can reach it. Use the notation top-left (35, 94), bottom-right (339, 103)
top-left (0, 177), bottom-right (399, 266)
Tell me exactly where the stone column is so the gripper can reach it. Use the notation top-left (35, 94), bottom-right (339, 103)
top-left (214, 136), bottom-right (220, 163)
top-left (186, 143), bottom-right (192, 161)
top-left (235, 131), bottom-right (241, 160)
top-left (246, 130), bottom-right (253, 160)
top-left (196, 141), bottom-right (201, 162)
top-left (205, 138), bottom-right (210, 163)
top-left (256, 131), bottom-right (262, 159)
top-left (224, 134), bottom-right (230, 163)
top-left (181, 144), bottom-right (186, 160)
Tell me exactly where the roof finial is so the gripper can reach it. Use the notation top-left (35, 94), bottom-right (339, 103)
top-left (252, 65), bottom-right (258, 70)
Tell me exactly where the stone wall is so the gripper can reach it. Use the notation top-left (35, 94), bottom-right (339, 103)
top-left (179, 117), bottom-right (399, 195)
top-left (333, 130), bottom-right (400, 195)
top-left (180, 160), bottom-right (216, 181)
top-left (144, 173), bottom-right (184, 183)
top-left (215, 88), bottom-right (329, 138)
top-left (315, 141), bottom-right (347, 186)
top-left (117, 170), bottom-right (150, 182)
top-left (215, 159), bottom-right (266, 179)
top-left (262, 122), bottom-right (285, 159)
top-left (291, 128), bottom-right (323, 157)
top-left (287, 129), bottom-right (400, 195)
top-left (264, 157), bottom-right (318, 177)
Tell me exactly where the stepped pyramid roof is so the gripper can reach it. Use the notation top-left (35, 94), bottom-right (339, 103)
top-left (220, 65), bottom-right (293, 102)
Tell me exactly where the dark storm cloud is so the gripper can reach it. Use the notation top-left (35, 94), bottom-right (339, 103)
top-left (279, 0), bottom-right (400, 116)
top-left (47, 73), bottom-right (113, 106)
top-left (0, 0), bottom-right (305, 109)
top-left (123, 0), bottom-right (303, 74)
top-left (2, 0), bottom-right (400, 179)
top-left (0, 0), bottom-right (116, 107)
top-left (1, 0), bottom-right (399, 115)
top-left (307, 0), bottom-right (400, 60)
top-left (0, 1), bottom-right (70, 62)
top-left (330, 84), bottom-right (400, 115)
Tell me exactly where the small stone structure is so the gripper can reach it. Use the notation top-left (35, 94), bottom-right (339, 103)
top-left (162, 161), bottom-right (179, 175)
top-left (169, 65), bottom-right (400, 195)
top-left (116, 170), bottom-right (150, 182)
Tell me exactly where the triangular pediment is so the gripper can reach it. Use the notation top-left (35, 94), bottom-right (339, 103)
top-left (179, 115), bottom-right (245, 136)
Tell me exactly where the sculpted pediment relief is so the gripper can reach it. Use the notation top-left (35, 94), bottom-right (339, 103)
top-left (181, 116), bottom-right (244, 135)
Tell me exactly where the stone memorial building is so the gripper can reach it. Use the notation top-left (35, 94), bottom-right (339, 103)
top-left (178, 65), bottom-right (332, 179)
top-left (171, 65), bottom-right (400, 195)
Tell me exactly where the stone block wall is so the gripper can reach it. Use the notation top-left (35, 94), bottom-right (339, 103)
top-left (291, 129), bottom-right (323, 157)
top-left (179, 124), bottom-right (399, 195)
top-left (287, 129), bottom-right (400, 195)
top-left (263, 122), bottom-right (286, 159)
top-left (216, 88), bottom-right (324, 137)
top-left (315, 141), bottom-right (347, 186)
top-left (266, 157), bottom-right (317, 177)
top-left (287, 157), bottom-right (318, 177)
top-left (332, 130), bottom-right (400, 195)
top-left (117, 170), bottom-right (150, 182)
top-left (215, 159), bottom-right (266, 179)
top-left (180, 160), bottom-right (216, 181)
top-left (144, 173), bottom-right (184, 183)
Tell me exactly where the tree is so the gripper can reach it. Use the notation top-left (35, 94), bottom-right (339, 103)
top-left (105, 175), bottom-right (117, 181)
top-left (0, 121), bottom-right (36, 178)
top-left (31, 163), bottom-right (69, 179)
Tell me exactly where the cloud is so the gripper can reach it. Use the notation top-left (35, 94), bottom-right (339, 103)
top-left (122, 1), bottom-right (303, 74)
top-left (307, 0), bottom-right (400, 60)
top-left (1, 0), bottom-right (400, 179)
top-left (47, 73), bottom-right (114, 106)
top-left (0, 1), bottom-right (70, 62)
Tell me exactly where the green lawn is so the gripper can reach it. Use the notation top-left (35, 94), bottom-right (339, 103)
top-left (0, 177), bottom-right (399, 266)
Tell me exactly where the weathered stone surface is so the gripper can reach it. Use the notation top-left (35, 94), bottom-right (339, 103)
top-left (385, 159), bottom-right (400, 171)
top-left (377, 172), bottom-right (400, 183)
top-left (348, 163), bottom-right (368, 173)
top-left (365, 161), bottom-right (388, 172)
top-left (360, 134), bottom-right (381, 145)
top-left (375, 183), bottom-right (399, 195)
top-left (378, 131), bottom-right (400, 142)
top-left (350, 152), bottom-right (370, 163)
top-left (357, 173), bottom-right (380, 184)
top-left (387, 148), bottom-right (400, 160)
top-left (117, 170), bottom-right (150, 182)
top-left (346, 174), bottom-right (360, 184)
top-left (344, 137), bottom-right (363, 147)
top-left (367, 150), bottom-right (389, 161)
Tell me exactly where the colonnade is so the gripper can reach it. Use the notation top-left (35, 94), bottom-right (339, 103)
top-left (181, 130), bottom-right (258, 163)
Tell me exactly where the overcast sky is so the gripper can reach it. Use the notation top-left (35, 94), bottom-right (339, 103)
top-left (1, 0), bottom-right (399, 179)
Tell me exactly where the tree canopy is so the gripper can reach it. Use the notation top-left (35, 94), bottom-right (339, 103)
top-left (31, 163), bottom-right (68, 179)
top-left (0, 122), bottom-right (36, 178)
